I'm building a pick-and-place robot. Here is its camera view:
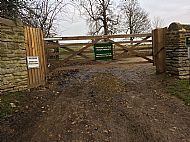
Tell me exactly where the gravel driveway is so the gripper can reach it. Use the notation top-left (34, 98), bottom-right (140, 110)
top-left (19, 63), bottom-right (190, 142)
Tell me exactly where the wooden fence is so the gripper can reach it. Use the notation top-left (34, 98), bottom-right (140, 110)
top-left (24, 26), bottom-right (47, 88)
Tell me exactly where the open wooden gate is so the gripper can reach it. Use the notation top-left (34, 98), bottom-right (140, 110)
top-left (24, 26), bottom-right (47, 88)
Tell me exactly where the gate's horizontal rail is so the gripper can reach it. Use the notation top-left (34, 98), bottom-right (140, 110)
top-left (44, 33), bottom-right (152, 41)
top-left (47, 52), bottom-right (152, 58)
top-left (47, 47), bottom-right (152, 54)
top-left (46, 40), bottom-right (152, 48)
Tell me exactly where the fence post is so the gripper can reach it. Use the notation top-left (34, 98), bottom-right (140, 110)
top-left (153, 28), bottom-right (167, 74)
top-left (55, 41), bottom-right (59, 60)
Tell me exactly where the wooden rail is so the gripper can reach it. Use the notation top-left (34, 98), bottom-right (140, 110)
top-left (44, 33), bottom-right (152, 41)
top-left (46, 40), bottom-right (152, 48)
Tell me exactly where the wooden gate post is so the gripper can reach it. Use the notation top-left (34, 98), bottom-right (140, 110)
top-left (153, 28), bottom-right (167, 74)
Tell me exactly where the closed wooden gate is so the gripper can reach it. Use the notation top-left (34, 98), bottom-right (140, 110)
top-left (45, 28), bottom-right (167, 74)
top-left (45, 33), bottom-right (153, 64)
top-left (24, 26), bottom-right (47, 88)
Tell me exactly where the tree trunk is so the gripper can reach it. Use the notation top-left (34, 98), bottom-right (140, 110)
top-left (129, 15), bottom-right (133, 44)
top-left (102, 0), bottom-right (108, 35)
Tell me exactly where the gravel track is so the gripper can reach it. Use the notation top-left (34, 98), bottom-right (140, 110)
top-left (20, 64), bottom-right (190, 142)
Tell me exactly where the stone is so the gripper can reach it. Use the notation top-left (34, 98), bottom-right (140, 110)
top-left (14, 85), bottom-right (27, 91)
top-left (0, 88), bottom-right (14, 92)
top-left (0, 84), bottom-right (15, 90)
top-left (13, 71), bottom-right (28, 76)
top-left (13, 27), bottom-right (24, 32)
top-left (3, 30), bottom-right (15, 35)
top-left (166, 23), bottom-right (190, 78)
top-left (7, 42), bottom-right (19, 50)
top-left (179, 75), bottom-right (190, 79)
top-left (1, 48), bottom-right (13, 54)
top-left (0, 41), bottom-right (7, 48)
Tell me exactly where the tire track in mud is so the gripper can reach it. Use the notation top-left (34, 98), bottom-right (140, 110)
top-left (27, 64), bottom-right (190, 142)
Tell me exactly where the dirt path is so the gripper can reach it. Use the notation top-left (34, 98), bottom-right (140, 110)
top-left (20, 64), bottom-right (190, 142)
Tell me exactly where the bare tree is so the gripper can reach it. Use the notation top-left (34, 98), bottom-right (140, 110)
top-left (152, 16), bottom-right (165, 29)
top-left (0, 0), bottom-right (27, 20)
top-left (73, 0), bottom-right (119, 35)
top-left (22, 0), bottom-right (69, 37)
top-left (120, 0), bottom-right (151, 36)
top-left (0, 0), bottom-right (73, 37)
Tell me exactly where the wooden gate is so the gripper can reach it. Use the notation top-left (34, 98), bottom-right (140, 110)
top-left (24, 26), bottom-right (47, 88)
top-left (45, 33), bottom-right (153, 64)
top-left (45, 29), bottom-right (167, 73)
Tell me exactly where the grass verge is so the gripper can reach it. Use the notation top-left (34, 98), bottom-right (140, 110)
top-left (167, 79), bottom-right (190, 106)
top-left (0, 91), bottom-right (26, 119)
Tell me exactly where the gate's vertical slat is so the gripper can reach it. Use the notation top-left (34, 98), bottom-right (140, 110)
top-left (42, 30), bottom-right (47, 82)
top-left (28, 27), bottom-right (33, 85)
top-left (36, 29), bottom-right (41, 81)
top-left (33, 28), bottom-right (40, 84)
top-left (37, 28), bottom-right (43, 82)
top-left (30, 27), bottom-right (37, 85)
top-left (40, 30), bottom-right (46, 81)
top-left (27, 27), bottom-right (34, 86)
top-left (31, 28), bottom-right (36, 86)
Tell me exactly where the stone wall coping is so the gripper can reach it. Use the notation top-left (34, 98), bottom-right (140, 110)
top-left (0, 17), bottom-right (23, 27)
top-left (168, 22), bottom-right (190, 31)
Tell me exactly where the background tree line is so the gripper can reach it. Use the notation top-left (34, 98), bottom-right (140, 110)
top-left (0, 0), bottom-right (164, 37)
top-left (0, 0), bottom-right (70, 37)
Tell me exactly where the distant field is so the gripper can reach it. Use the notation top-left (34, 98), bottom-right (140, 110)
top-left (47, 44), bottom-right (152, 61)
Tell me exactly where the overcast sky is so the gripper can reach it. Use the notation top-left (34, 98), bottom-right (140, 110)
top-left (58, 0), bottom-right (190, 36)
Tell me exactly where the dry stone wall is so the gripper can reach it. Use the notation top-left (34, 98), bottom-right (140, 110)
top-left (0, 18), bottom-right (28, 93)
top-left (166, 23), bottom-right (190, 79)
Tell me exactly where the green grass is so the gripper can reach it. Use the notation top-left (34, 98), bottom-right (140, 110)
top-left (167, 79), bottom-right (190, 106)
top-left (0, 92), bottom-right (25, 119)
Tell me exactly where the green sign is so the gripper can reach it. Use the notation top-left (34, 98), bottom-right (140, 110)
top-left (186, 37), bottom-right (190, 46)
top-left (94, 43), bottom-right (113, 60)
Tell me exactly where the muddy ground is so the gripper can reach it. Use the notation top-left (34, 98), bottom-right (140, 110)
top-left (1, 63), bottom-right (190, 142)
